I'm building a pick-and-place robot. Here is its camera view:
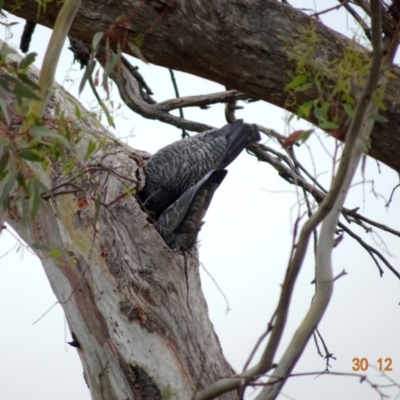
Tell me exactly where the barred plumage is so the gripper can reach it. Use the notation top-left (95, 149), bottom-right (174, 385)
top-left (140, 119), bottom-right (260, 250)
top-left (140, 119), bottom-right (261, 218)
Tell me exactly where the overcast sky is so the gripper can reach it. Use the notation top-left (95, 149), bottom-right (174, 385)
top-left (1, 1), bottom-right (400, 399)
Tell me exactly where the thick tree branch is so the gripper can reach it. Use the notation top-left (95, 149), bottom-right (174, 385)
top-left (2, 3), bottom-right (400, 400)
top-left (4, 0), bottom-right (400, 172)
top-left (0, 43), bottom-right (237, 400)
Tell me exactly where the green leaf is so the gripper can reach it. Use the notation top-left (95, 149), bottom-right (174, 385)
top-left (35, 179), bottom-right (51, 199)
top-left (298, 129), bottom-right (314, 143)
top-left (372, 87), bottom-right (386, 110)
top-left (0, 170), bottom-right (18, 203)
top-left (0, 149), bottom-right (9, 178)
top-left (94, 195), bottom-right (102, 224)
top-left (135, 33), bottom-right (145, 48)
top-left (0, 42), bottom-right (15, 59)
top-left (50, 249), bottom-right (61, 258)
top-left (319, 121), bottom-right (338, 129)
top-left (285, 74), bottom-right (307, 90)
top-left (17, 73), bottom-right (41, 91)
top-left (30, 126), bottom-right (70, 147)
top-left (298, 100), bottom-right (315, 119)
top-left (92, 32), bottom-right (104, 52)
top-left (79, 58), bottom-right (96, 95)
top-left (2, 194), bottom-right (9, 212)
top-left (0, 97), bottom-right (10, 125)
top-left (98, 98), bottom-right (115, 127)
top-left (84, 139), bottom-right (97, 160)
top-left (28, 179), bottom-right (42, 220)
top-left (75, 104), bottom-right (82, 119)
top-left (321, 101), bottom-right (331, 116)
top-left (98, 138), bottom-right (107, 150)
top-left (105, 37), bottom-right (110, 55)
top-left (104, 51), bottom-right (122, 77)
top-left (369, 113), bottom-right (389, 123)
top-left (128, 37), bottom-right (148, 64)
top-left (0, 171), bottom-right (18, 210)
top-left (18, 148), bottom-right (44, 162)
top-left (314, 106), bottom-right (325, 122)
top-left (0, 75), bottom-right (42, 104)
top-left (16, 171), bottom-right (28, 195)
top-left (295, 83), bottom-right (312, 92)
top-left (114, 14), bottom-right (126, 23)
top-left (0, 138), bottom-right (10, 147)
top-left (87, 75), bottom-right (115, 128)
top-left (63, 156), bottom-right (76, 175)
top-left (19, 52), bottom-right (38, 70)
top-left (372, 96), bottom-right (386, 110)
top-left (343, 103), bottom-right (354, 117)
top-left (361, 137), bottom-right (371, 152)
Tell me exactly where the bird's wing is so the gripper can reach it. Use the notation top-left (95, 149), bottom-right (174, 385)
top-left (155, 169), bottom-right (228, 250)
top-left (140, 120), bottom-right (260, 217)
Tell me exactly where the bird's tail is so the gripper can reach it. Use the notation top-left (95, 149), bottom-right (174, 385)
top-left (156, 169), bottom-right (227, 250)
top-left (220, 119), bottom-right (261, 168)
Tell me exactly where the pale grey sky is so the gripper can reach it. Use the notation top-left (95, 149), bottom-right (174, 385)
top-left (1, 2), bottom-right (399, 399)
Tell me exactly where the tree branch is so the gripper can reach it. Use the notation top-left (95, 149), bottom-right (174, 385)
top-left (248, 143), bottom-right (400, 279)
top-left (1, 41), bottom-right (238, 400)
top-left (257, 2), bottom-right (389, 398)
top-left (5, 0), bottom-right (400, 172)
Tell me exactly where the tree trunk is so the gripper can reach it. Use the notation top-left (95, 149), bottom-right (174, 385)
top-left (1, 48), bottom-right (236, 400)
top-left (4, 0), bottom-right (400, 173)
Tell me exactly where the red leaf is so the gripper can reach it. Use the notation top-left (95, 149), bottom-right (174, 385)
top-left (283, 130), bottom-right (305, 147)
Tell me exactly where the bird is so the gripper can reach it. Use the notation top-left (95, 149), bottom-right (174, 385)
top-left (139, 119), bottom-right (261, 219)
top-left (155, 169), bottom-right (227, 250)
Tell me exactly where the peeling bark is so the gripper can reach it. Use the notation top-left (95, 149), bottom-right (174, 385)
top-left (1, 50), bottom-right (236, 400)
top-left (4, 0), bottom-right (400, 172)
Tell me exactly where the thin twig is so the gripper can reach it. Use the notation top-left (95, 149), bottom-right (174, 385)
top-left (248, 144), bottom-right (400, 279)
top-left (386, 183), bottom-right (400, 207)
top-left (315, 329), bottom-right (336, 370)
top-left (339, 0), bottom-right (372, 40)
top-left (168, 69), bottom-right (188, 138)
top-left (200, 262), bottom-right (231, 314)
top-left (338, 221), bottom-right (400, 279)
top-left (311, 0), bottom-right (350, 18)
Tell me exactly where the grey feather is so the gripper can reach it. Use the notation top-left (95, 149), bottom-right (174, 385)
top-left (155, 169), bottom-right (227, 250)
top-left (139, 119), bottom-right (261, 218)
